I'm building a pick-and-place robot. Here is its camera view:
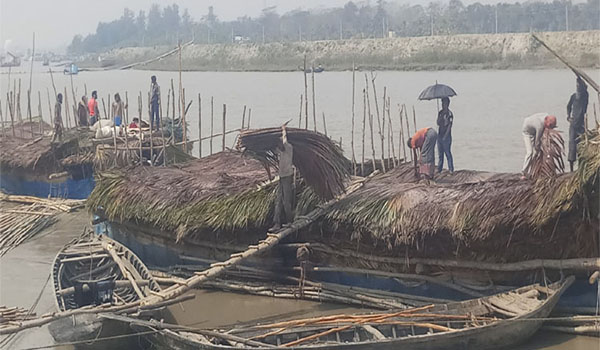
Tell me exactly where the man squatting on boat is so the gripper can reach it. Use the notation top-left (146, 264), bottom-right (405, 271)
top-left (269, 125), bottom-right (295, 232)
top-left (408, 127), bottom-right (438, 180)
top-left (51, 93), bottom-right (63, 143)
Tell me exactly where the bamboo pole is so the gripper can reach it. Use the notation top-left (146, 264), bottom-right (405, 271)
top-left (48, 68), bottom-right (57, 100)
top-left (17, 79), bottom-right (23, 137)
top-left (241, 105), bottom-right (246, 130)
top-left (387, 97), bottom-right (397, 167)
top-left (123, 93), bottom-right (131, 165)
top-left (171, 79), bottom-right (175, 146)
top-left (365, 75), bottom-right (377, 173)
top-left (370, 73), bottom-right (385, 172)
top-left (125, 91), bottom-right (129, 125)
top-left (4, 93), bottom-right (10, 137)
top-left (321, 112), bottom-right (328, 136)
top-left (351, 61), bottom-right (356, 176)
top-left (412, 105), bottom-right (417, 133)
top-left (247, 108), bottom-right (251, 128)
top-left (70, 73), bottom-right (77, 127)
top-left (182, 88), bottom-right (188, 153)
top-left (198, 94), bottom-right (202, 158)
top-left (138, 92), bottom-right (143, 163)
top-left (38, 91), bottom-right (43, 135)
top-left (159, 92), bottom-right (166, 166)
top-left (147, 92), bottom-right (154, 165)
top-left (222, 104), bottom-right (226, 152)
top-left (361, 89), bottom-right (366, 176)
top-left (382, 87), bottom-right (387, 166)
top-left (594, 103), bottom-right (598, 126)
top-left (398, 104), bottom-right (406, 162)
top-left (27, 91), bottom-right (33, 138)
top-left (210, 96), bottom-right (214, 154)
top-left (165, 89), bottom-right (171, 121)
top-left (7, 93), bottom-right (14, 137)
top-left (0, 99), bottom-right (4, 138)
top-left (63, 87), bottom-right (70, 129)
top-left (404, 104), bottom-right (413, 162)
top-left (311, 63), bottom-right (317, 131)
top-left (298, 94), bottom-right (303, 128)
top-left (45, 89), bottom-right (52, 132)
top-left (303, 55), bottom-right (308, 129)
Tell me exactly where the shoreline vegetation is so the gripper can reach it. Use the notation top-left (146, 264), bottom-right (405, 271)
top-left (80, 30), bottom-right (599, 72)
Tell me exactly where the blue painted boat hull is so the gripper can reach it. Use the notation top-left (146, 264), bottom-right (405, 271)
top-left (0, 172), bottom-right (95, 199)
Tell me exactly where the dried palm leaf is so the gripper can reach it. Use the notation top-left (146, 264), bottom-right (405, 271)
top-left (527, 128), bottom-right (565, 179)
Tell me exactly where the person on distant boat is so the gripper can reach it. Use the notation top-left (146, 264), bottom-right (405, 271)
top-left (77, 96), bottom-right (88, 127)
top-left (567, 77), bottom-right (588, 172)
top-left (150, 76), bottom-right (161, 130)
top-left (51, 93), bottom-right (63, 143)
top-left (521, 113), bottom-right (557, 179)
top-left (269, 126), bottom-right (295, 233)
top-left (88, 91), bottom-right (100, 125)
top-left (112, 93), bottom-right (127, 127)
top-left (408, 127), bottom-right (438, 180)
top-left (129, 117), bottom-right (140, 129)
top-left (436, 97), bottom-right (454, 173)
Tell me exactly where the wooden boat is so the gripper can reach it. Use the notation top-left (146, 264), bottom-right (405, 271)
top-left (133, 277), bottom-right (573, 350)
top-left (47, 232), bottom-right (162, 346)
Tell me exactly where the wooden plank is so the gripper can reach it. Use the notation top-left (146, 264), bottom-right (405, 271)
top-left (101, 241), bottom-right (145, 300)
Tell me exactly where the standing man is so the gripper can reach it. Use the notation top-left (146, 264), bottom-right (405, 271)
top-left (407, 127), bottom-right (438, 180)
top-left (88, 91), bottom-right (99, 125)
top-left (77, 96), bottom-right (88, 127)
top-left (269, 126), bottom-right (295, 232)
top-left (112, 93), bottom-right (126, 127)
top-left (437, 97), bottom-right (454, 173)
top-left (51, 93), bottom-right (63, 143)
top-left (521, 113), bottom-right (557, 178)
top-left (567, 77), bottom-right (589, 172)
top-left (150, 76), bottom-right (161, 130)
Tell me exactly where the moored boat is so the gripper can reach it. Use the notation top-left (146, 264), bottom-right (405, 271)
top-left (133, 277), bottom-right (574, 349)
top-left (47, 231), bottom-right (162, 346)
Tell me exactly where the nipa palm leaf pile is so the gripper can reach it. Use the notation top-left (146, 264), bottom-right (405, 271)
top-left (237, 128), bottom-right (351, 200)
top-left (88, 151), bottom-right (285, 241)
top-left (322, 139), bottom-right (599, 262)
top-left (527, 128), bottom-right (565, 179)
top-left (0, 134), bottom-right (80, 174)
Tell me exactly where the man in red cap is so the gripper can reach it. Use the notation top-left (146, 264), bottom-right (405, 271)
top-left (521, 113), bottom-right (557, 178)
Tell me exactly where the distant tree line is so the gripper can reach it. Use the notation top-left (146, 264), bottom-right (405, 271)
top-left (68, 0), bottom-right (600, 54)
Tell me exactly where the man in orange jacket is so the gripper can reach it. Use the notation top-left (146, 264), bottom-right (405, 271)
top-left (407, 127), bottom-right (438, 180)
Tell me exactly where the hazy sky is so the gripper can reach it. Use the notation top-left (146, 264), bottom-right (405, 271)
top-left (0, 0), bottom-right (352, 52)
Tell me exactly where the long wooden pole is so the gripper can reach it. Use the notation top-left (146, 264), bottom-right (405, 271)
top-left (28, 33), bottom-right (35, 137)
top-left (70, 74), bottom-right (77, 127)
top-left (321, 112), bottom-right (328, 136)
top-left (170, 79), bottom-right (175, 146)
top-left (7, 93), bottom-right (14, 136)
top-left (298, 94), bottom-right (303, 128)
top-left (0, 99), bottom-right (4, 138)
top-left (222, 104), bottom-right (226, 152)
top-left (351, 61), bottom-right (356, 176)
top-left (198, 94), bottom-right (202, 158)
top-left (45, 89), bottom-right (52, 132)
top-left (182, 88), bottom-right (187, 153)
top-left (412, 105), bottom-right (417, 133)
top-left (38, 91), bottom-right (43, 135)
top-left (247, 108), bottom-right (251, 128)
top-left (123, 92), bottom-right (131, 165)
top-left (160, 92), bottom-right (166, 166)
top-left (138, 92), bottom-right (143, 162)
top-left (27, 91), bottom-right (33, 138)
top-left (303, 55), bottom-right (309, 129)
top-left (210, 96), bottom-right (214, 154)
top-left (365, 74), bottom-right (377, 173)
top-left (387, 97), bottom-right (396, 167)
top-left (370, 73), bottom-right (386, 172)
top-left (64, 87), bottom-right (70, 129)
top-left (311, 63), bottom-right (317, 131)
top-left (361, 89), bottom-right (366, 176)
top-left (399, 104), bottom-right (406, 162)
top-left (404, 104), bottom-right (412, 163)
top-left (147, 92), bottom-right (154, 165)
top-left (241, 105), bottom-right (246, 131)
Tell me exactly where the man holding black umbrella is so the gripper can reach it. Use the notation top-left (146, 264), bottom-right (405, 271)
top-left (437, 97), bottom-right (454, 173)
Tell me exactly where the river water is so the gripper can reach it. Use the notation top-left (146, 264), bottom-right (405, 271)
top-left (1, 66), bottom-right (599, 349)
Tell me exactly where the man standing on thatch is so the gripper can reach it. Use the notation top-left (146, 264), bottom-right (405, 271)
top-left (437, 97), bottom-right (454, 173)
top-left (78, 96), bottom-right (88, 127)
top-left (408, 127), bottom-right (438, 180)
top-left (269, 126), bottom-right (295, 232)
top-left (51, 93), bottom-right (63, 144)
top-left (88, 91), bottom-right (99, 125)
top-left (150, 76), bottom-right (161, 130)
top-left (567, 77), bottom-right (589, 172)
top-left (521, 113), bottom-right (557, 179)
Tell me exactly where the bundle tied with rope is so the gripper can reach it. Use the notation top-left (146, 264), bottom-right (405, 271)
top-left (237, 127), bottom-right (351, 200)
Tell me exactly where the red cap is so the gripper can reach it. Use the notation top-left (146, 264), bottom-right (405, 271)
top-left (544, 115), bottom-right (557, 129)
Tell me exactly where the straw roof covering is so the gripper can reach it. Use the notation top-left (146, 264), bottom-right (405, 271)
top-left (88, 151), bottom-right (284, 241)
top-left (0, 133), bottom-right (82, 174)
top-left (320, 130), bottom-right (600, 261)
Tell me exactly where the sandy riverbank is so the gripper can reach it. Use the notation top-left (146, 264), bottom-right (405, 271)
top-left (81, 30), bottom-right (599, 72)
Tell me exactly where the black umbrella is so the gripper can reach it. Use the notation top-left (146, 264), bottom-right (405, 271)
top-left (418, 83), bottom-right (457, 100)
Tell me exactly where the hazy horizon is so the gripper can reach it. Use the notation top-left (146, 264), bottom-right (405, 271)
top-left (0, 0), bottom-right (588, 53)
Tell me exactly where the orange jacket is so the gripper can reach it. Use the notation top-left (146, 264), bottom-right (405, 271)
top-left (411, 127), bottom-right (431, 148)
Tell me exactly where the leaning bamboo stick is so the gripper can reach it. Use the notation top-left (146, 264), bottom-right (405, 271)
top-left (182, 88), bottom-right (187, 153)
top-left (210, 96), bottom-right (214, 154)
top-left (198, 94), bottom-right (202, 158)
top-left (398, 104), bottom-right (406, 162)
top-left (321, 112), bottom-right (328, 136)
top-left (241, 105), bottom-right (246, 131)
top-left (404, 104), bottom-right (413, 162)
top-left (298, 94), bottom-right (303, 128)
top-left (138, 92), bottom-right (143, 163)
top-left (27, 91), bottom-right (33, 138)
top-left (147, 92), bottom-right (154, 165)
top-left (370, 74), bottom-right (385, 172)
top-left (365, 75), bottom-right (377, 173)
top-left (222, 104), bottom-right (226, 152)
top-left (361, 89), bottom-right (366, 176)
top-left (311, 64), bottom-right (317, 131)
top-left (0, 99), bottom-right (4, 138)
top-left (124, 92), bottom-right (131, 165)
top-left (303, 55), bottom-right (309, 129)
top-left (171, 79), bottom-right (175, 146)
top-left (412, 105), bottom-right (417, 133)
top-left (351, 62), bottom-right (356, 175)
top-left (387, 97), bottom-right (397, 167)
top-left (7, 93), bottom-right (14, 136)
top-left (247, 108), bottom-right (251, 128)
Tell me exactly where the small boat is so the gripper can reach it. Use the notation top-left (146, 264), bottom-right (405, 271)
top-left (134, 277), bottom-right (574, 350)
top-left (48, 232), bottom-right (162, 346)
top-left (63, 63), bottom-right (79, 75)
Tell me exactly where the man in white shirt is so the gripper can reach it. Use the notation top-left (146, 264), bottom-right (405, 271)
top-left (269, 126), bottom-right (294, 232)
top-left (521, 113), bottom-right (557, 178)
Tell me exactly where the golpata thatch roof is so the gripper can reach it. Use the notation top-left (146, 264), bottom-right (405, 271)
top-left (320, 130), bottom-right (600, 262)
top-left (88, 151), bottom-right (284, 241)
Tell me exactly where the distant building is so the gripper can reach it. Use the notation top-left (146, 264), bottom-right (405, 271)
top-left (234, 35), bottom-right (251, 44)
top-left (388, 31), bottom-right (396, 38)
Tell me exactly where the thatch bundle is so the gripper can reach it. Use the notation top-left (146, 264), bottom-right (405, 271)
top-left (527, 128), bottom-right (565, 178)
top-left (237, 128), bottom-right (351, 200)
top-left (88, 151), bottom-right (285, 240)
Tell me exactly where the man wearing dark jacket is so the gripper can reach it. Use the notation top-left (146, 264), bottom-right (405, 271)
top-left (567, 77), bottom-right (588, 172)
